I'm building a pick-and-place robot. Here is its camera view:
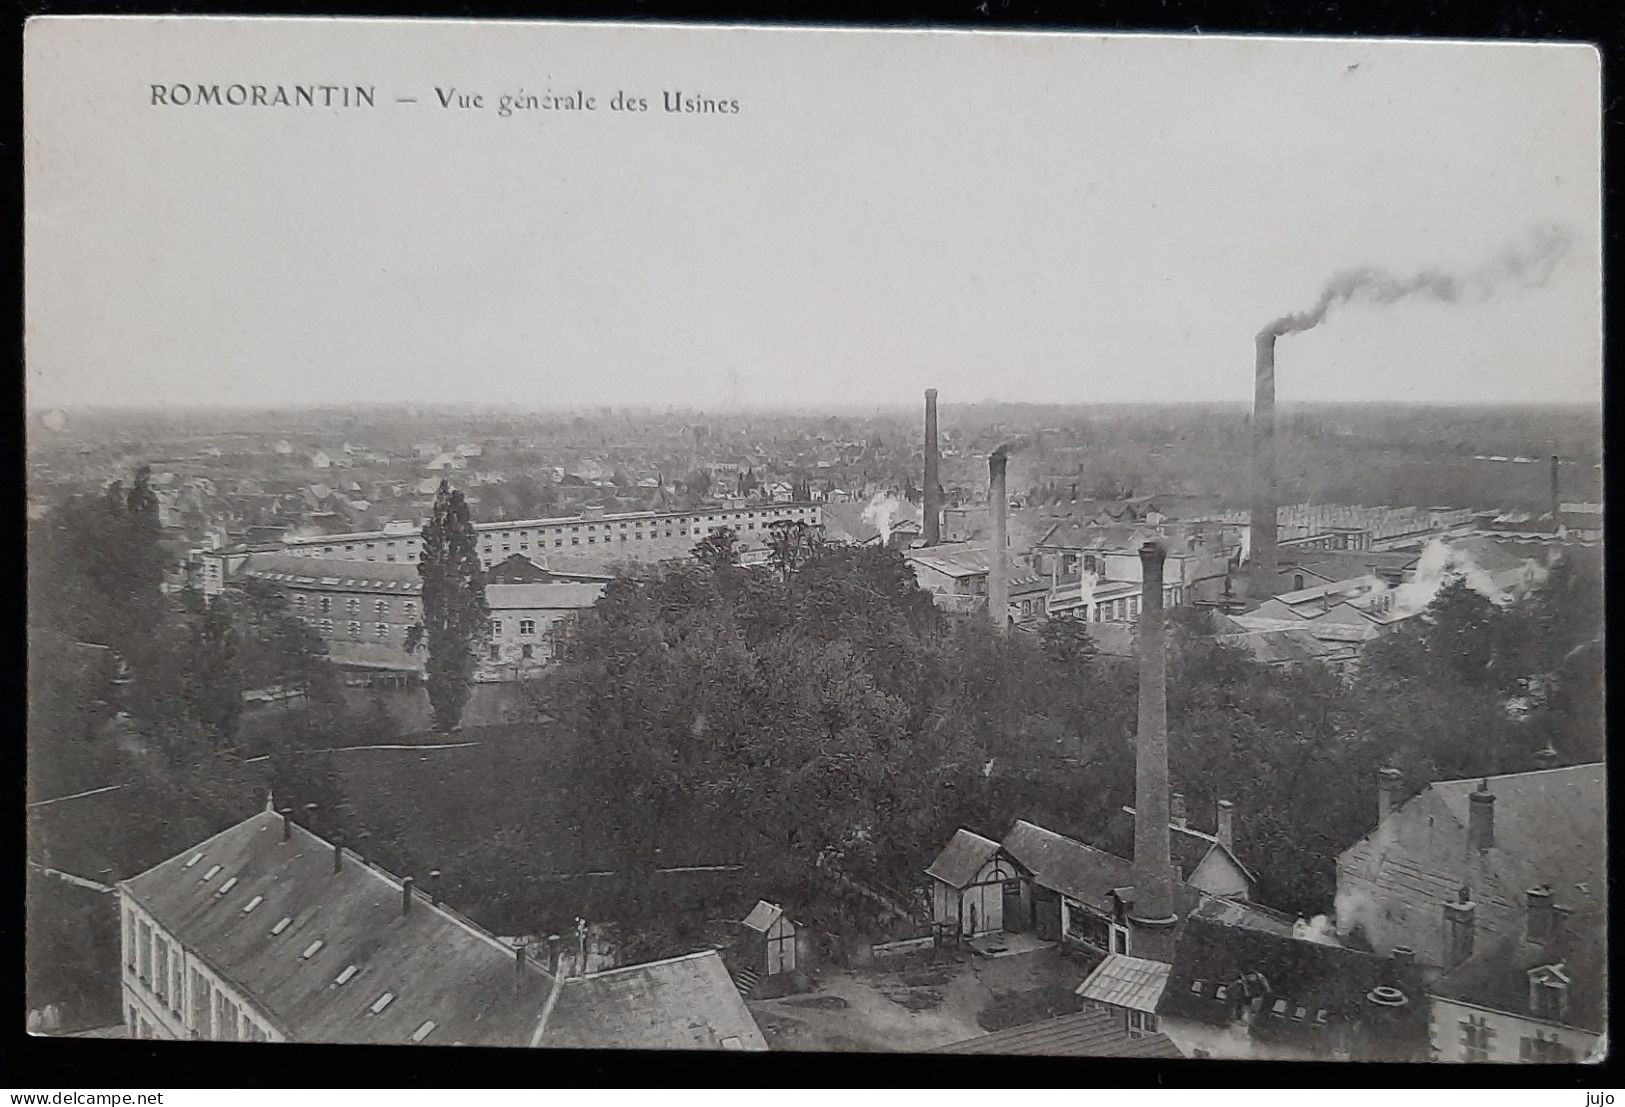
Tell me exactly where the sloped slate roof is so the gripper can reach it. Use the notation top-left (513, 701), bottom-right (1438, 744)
top-left (999, 820), bottom-right (1133, 912)
top-left (933, 1005), bottom-right (1182, 1057)
top-left (486, 582), bottom-right (606, 612)
top-left (122, 809), bottom-right (769, 1050)
top-left (1430, 765), bottom-right (1606, 923)
top-left (1076, 954), bottom-right (1170, 1013)
top-left (120, 809), bottom-right (552, 1046)
top-left (925, 830), bottom-right (1003, 888)
top-left (1103, 808), bottom-right (1255, 885)
top-left (239, 552), bottom-right (423, 593)
top-left (543, 950), bottom-right (768, 1051)
top-left (1431, 916), bottom-right (1605, 1033)
top-left (1158, 916), bottom-right (1427, 1052)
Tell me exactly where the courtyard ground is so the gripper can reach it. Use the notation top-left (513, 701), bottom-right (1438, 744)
top-left (748, 943), bottom-right (1087, 1052)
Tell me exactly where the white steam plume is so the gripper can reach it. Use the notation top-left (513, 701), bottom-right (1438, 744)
top-left (862, 491), bottom-right (902, 544)
top-left (1394, 538), bottom-right (1511, 615)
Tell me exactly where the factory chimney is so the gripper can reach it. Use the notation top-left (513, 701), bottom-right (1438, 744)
top-left (988, 449), bottom-right (1009, 635)
top-left (924, 390), bottom-right (941, 546)
top-left (1550, 454), bottom-right (1561, 532)
top-left (1130, 540), bottom-right (1179, 960)
top-left (1249, 332), bottom-right (1279, 604)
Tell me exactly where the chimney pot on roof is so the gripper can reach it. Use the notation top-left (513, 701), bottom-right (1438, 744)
top-left (1216, 800), bottom-right (1235, 849)
top-left (1376, 767), bottom-right (1403, 823)
top-left (1468, 782), bottom-right (1496, 851)
top-left (1525, 886), bottom-right (1555, 944)
top-left (402, 876), bottom-right (414, 915)
top-left (303, 802), bottom-right (318, 833)
top-left (1170, 792), bottom-right (1187, 830)
top-left (1392, 946), bottom-right (1416, 965)
top-left (1443, 898), bottom-right (1476, 970)
top-left (515, 943), bottom-right (527, 986)
top-left (332, 838), bottom-right (343, 874)
top-left (428, 869), bottom-right (442, 906)
top-left (546, 934), bottom-right (564, 974)
top-left (279, 807), bottom-right (293, 841)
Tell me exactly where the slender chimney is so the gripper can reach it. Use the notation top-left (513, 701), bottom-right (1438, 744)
top-left (1525, 886), bottom-right (1554, 945)
top-left (332, 838), bottom-right (343, 874)
top-left (1550, 454), bottom-right (1561, 531)
top-left (1377, 767), bottom-right (1403, 823)
top-left (279, 807), bottom-right (293, 842)
top-left (988, 451), bottom-right (1009, 635)
top-left (924, 390), bottom-right (941, 546)
top-left (402, 877), bottom-right (414, 915)
top-left (1443, 890), bottom-right (1476, 969)
top-left (1130, 541), bottom-right (1178, 958)
top-left (1250, 332), bottom-right (1279, 604)
top-left (1216, 799), bottom-right (1234, 849)
top-left (303, 802), bottom-right (319, 835)
top-left (428, 869), bottom-right (441, 905)
top-left (1468, 780), bottom-right (1496, 851)
top-left (1392, 946), bottom-right (1416, 965)
top-left (1170, 793), bottom-right (1187, 830)
top-left (514, 943), bottom-right (527, 986)
top-left (546, 934), bottom-right (564, 975)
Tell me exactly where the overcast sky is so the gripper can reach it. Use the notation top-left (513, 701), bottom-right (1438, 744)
top-left (24, 20), bottom-right (1602, 410)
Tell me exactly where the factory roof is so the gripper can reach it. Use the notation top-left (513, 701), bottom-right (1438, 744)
top-left (924, 829), bottom-right (1004, 888)
top-left (1429, 765), bottom-right (1606, 922)
top-left (999, 820), bottom-right (1134, 913)
top-left (1157, 916), bottom-right (1427, 1056)
top-left (905, 544), bottom-right (992, 580)
top-left (541, 950), bottom-right (768, 1051)
top-left (1429, 910), bottom-right (1605, 1034)
top-left (933, 1005), bottom-right (1182, 1058)
top-left (119, 808), bottom-right (551, 1046)
top-left (238, 552), bottom-right (423, 593)
top-left (486, 582), bottom-right (606, 612)
top-left (119, 808), bottom-right (766, 1049)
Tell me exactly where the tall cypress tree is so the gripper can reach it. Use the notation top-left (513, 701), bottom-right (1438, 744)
top-left (407, 481), bottom-right (490, 733)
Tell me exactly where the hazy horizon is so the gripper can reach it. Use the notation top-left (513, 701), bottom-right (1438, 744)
top-left (25, 22), bottom-right (1603, 410)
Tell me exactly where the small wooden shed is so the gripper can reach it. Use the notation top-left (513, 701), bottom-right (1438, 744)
top-left (741, 900), bottom-right (799, 976)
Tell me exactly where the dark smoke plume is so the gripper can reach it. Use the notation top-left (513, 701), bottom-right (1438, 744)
top-left (1262, 224), bottom-right (1572, 339)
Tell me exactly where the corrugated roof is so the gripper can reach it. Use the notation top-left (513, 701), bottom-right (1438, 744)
top-left (543, 950), bottom-right (768, 1050)
top-left (925, 829), bottom-right (1002, 888)
top-left (1076, 954), bottom-right (1170, 1012)
top-left (933, 1005), bottom-right (1182, 1057)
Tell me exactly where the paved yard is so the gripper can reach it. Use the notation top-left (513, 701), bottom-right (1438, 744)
top-left (749, 943), bottom-right (1088, 1052)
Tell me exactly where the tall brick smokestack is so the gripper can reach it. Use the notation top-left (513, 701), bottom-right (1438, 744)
top-left (1131, 540), bottom-right (1178, 960)
top-left (1249, 332), bottom-right (1279, 604)
top-left (1550, 454), bottom-right (1561, 532)
top-left (924, 390), bottom-right (941, 546)
top-left (988, 450), bottom-right (1009, 635)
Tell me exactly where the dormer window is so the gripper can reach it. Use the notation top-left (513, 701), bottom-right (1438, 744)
top-left (1528, 966), bottom-right (1570, 1022)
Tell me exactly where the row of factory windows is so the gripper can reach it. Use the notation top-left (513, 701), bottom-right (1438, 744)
top-left (292, 594), bottom-right (418, 620)
top-left (123, 904), bottom-right (272, 1043)
top-left (303, 507), bottom-right (819, 558)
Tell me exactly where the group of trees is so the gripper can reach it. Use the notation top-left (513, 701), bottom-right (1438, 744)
top-left (520, 522), bottom-right (1604, 932)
